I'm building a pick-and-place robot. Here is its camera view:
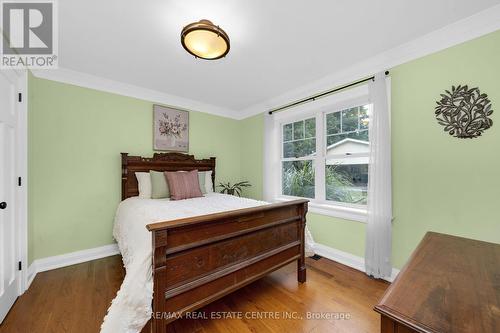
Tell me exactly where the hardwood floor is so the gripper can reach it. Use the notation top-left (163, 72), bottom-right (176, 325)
top-left (0, 256), bottom-right (388, 333)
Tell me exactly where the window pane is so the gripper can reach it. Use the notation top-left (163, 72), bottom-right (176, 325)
top-left (326, 112), bottom-right (340, 135)
top-left (342, 107), bottom-right (359, 132)
top-left (282, 117), bottom-right (316, 158)
top-left (325, 104), bottom-right (370, 150)
top-left (326, 163), bottom-right (368, 204)
top-left (282, 160), bottom-right (315, 198)
top-left (283, 123), bottom-right (293, 142)
top-left (293, 121), bottom-right (304, 140)
top-left (283, 138), bottom-right (316, 158)
top-left (305, 118), bottom-right (315, 138)
top-left (359, 105), bottom-right (369, 130)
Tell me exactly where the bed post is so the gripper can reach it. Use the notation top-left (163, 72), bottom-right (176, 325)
top-left (121, 153), bottom-right (128, 201)
top-left (210, 157), bottom-right (216, 191)
top-left (297, 202), bottom-right (308, 283)
top-left (152, 229), bottom-right (168, 333)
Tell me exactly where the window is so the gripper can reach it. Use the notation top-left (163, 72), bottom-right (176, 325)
top-left (280, 104), bottom-right (370, 207)
top-left (281, 118), bottom-right (316, 198)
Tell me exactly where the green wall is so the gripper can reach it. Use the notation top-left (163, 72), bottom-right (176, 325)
top-left (239, 113), bottom-right (264, 200)
top-left (390, 30), bottom-right (500, 267)
top-left (29, 30), bottom-right (500, 268)
top-left (232, 30), bottom-right (500, 269)
top-left (28, 76), bottom-right (243, 263)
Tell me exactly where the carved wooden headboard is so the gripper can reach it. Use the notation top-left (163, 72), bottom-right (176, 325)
top-left (121, 152), bottom-right (216, 200)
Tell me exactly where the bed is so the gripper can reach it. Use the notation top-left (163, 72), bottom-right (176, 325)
top-left (101, 152), bottom-right (309, 333)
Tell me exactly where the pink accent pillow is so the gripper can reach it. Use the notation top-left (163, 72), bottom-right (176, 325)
top-left (164, 170), bottom-right (203, 200)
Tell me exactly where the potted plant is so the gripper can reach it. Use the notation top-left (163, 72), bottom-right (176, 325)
top-left (218, 181), bottom-right (251, 197)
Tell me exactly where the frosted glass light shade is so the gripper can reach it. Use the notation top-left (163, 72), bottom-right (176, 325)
top-left (181, 20), bottom-right (230, 60)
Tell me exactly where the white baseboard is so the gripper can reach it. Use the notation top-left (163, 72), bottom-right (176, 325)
top-left (313, 243), bottom-right (399, 283)
top-left (26, 244), bottom-right (120, 289)
top-left (24, 242), bottom-right (396, 294)
top-left (26, 263), bottom-right (37, 290)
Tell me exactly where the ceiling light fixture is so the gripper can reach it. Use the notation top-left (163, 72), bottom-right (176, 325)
top-left (181, 19), bottom-right (230, 60)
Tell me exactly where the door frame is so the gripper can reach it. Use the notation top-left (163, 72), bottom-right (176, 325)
top-left (2, 68), bottom-right (29, 295)
top-left (17, 70), bottom-right (28, 294)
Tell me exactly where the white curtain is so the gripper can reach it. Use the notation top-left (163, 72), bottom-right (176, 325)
top-left (263, 113), bottom-right (316, 257)
top-left (263, 113), bottom-right (278, 202)
top-left (365, 72), bottom-right (392, 279)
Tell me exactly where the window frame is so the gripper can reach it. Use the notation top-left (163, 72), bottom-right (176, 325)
top-left (273, 85), bottom-right (371, 223)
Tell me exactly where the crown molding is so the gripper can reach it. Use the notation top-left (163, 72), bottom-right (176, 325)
top-left (238, 4), bottom-right (500, 119)
top-left (30, 68), bottom-right (240, 119)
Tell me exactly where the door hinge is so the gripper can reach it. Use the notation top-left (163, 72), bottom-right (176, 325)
top-left (18, 177), bottom-right (22, 186)
top-left (18, 261), bottom-right (22, 271)
top-left (18, 93), bottom-right (22, 102)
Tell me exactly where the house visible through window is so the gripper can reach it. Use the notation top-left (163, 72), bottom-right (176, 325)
top-left (280, 104), bottom-right (370, 207)
top-left (325, 105), bottom-right (369, 205)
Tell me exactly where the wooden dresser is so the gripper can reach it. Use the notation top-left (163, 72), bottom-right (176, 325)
top-left (375, 232), bottom-right (500, 333)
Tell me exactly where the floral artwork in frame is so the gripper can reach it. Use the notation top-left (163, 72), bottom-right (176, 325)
top-left (153, 105), bottom-right (189, 151)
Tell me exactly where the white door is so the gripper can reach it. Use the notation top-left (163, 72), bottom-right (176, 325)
top-left (0, 70), bottom-right (20, 323)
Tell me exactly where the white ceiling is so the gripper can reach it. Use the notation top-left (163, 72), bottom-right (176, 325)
top-left (58, 0), bottom-right (500, 115)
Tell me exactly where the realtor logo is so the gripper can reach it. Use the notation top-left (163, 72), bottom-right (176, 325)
top-left (1, 0), bottom-right (58, 68)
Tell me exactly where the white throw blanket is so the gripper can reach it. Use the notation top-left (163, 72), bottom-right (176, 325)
top-left (101, 193), bottom-right (314, 333)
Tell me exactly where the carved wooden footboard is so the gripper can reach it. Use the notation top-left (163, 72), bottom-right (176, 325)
top-left (146, 199), bottom-right (308, 333)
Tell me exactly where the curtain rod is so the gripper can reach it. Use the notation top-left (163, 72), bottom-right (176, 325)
top-left (268, 71), bottom-right (389, 115)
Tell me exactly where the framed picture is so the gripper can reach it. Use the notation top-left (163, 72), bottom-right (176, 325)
top-left (153, 105), bottom-right (189, 152)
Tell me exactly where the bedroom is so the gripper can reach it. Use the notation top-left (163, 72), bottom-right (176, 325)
top-left (0, 0), bottom-right (499, 332)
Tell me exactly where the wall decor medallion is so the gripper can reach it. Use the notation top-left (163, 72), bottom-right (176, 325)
top-left (435, 85), bottom-right (493, 139)
top-left (153, 105), bottom-right (189, 151)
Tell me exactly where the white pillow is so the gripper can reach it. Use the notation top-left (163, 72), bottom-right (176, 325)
top-left (203, 171), bottom-right (214, 193)
top-left (135, 172), bottom-right (152, 198)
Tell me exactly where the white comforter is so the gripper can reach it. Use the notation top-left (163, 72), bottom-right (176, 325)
top-left (101, 193), bottom-right (314, 333)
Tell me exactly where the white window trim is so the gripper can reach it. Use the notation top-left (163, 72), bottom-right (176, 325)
top-left (272, 84), bottom-right (370, 223)
top-left (274, 195), bottom-right (367, 223)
